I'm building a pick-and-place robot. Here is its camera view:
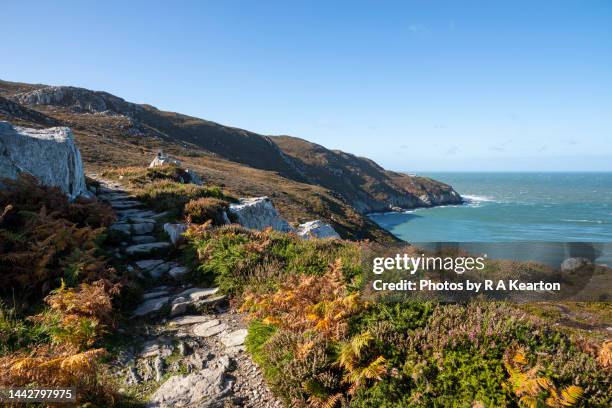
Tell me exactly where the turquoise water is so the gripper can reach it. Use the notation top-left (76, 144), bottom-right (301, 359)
top-left (369, 173), bottom-right (612, 242)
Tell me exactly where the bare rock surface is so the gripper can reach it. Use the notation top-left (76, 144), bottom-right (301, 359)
top-left (125, 242), bottom-right (171, 256)
top-left (229, 196), bottom-right (293, 232)
top-left (163, 222), bottom-right (188, 246)
top-left (148, 356), bottom-right (232, 408)
top-left (0, 121), bottom-right (88, 199)
top-left (297, 219), bottom-right (341, 239)
top-left (132, 296), bottom-right (170, 317)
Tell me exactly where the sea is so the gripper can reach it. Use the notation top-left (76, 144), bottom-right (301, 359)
top-left (368, 172), bottom-right (612, 266)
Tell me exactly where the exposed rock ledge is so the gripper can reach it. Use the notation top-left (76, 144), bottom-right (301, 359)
top-left (228, 197), bottom-right (294, 233)
top-left (0, 121), bottom-right (88, 199)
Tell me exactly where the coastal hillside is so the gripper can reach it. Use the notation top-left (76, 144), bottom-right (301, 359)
top-left (0, 79), bottom-right (461, 240)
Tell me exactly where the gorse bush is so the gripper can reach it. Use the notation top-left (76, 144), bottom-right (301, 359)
top-left (100, 165), bottom-right (233, 219)
top-left (184, 197), bottom-right (229, 225)
top-left (185, 224), bottom-right (364, 294)
top-left (134, 179), bottom-right (227, 218)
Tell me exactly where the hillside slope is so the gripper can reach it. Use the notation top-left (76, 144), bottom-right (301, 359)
top-left (272, 136), bottom-right (461, 212)
top-left (0, 79), bottom-right (462, 241)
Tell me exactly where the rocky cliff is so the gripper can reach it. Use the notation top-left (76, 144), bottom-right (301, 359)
top-left (272, 136), bottom-right (462, 213)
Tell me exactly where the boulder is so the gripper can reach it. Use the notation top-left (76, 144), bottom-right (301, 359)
top-left (229, 197), bottom-right (293, 232)
top-left (149, 152), bottom-right (181, 168)
top-left (0, 121), bottom-right (88, 199)
top-left (163, 223), bottom-right (188, 246)
top-left (297, 220), bottom-right (341, 239)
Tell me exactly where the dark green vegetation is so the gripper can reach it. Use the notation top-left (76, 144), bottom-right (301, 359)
top-left (187, 224), bottom-right (363, 295)
top-left (184, 225), bottom-right (612, 408)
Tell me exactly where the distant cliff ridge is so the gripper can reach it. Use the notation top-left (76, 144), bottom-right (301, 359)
top-left (0, 79), bottom-right (462, 241)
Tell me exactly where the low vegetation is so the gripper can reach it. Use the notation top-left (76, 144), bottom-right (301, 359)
top-left (184, 197), bottom-right (229, 225)
top-left (0, 175), bottom-right (121, 405)
top-left (184, 225), bottom-right (612, 408)
top-left (101, 165), bottom-right (233, 220)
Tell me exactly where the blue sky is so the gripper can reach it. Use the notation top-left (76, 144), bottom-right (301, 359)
top-left (2, 0), bottom-right (611, 171)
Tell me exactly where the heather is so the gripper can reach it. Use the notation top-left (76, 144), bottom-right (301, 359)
top-left (185, 225), bottom-right (612, 407)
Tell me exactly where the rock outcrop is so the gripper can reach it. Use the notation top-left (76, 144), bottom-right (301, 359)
top-left (163, 223), bottom-right (188, 246)
top-left (297, 220), bottom-right (340, 239)
top-left (148, 355), bottom-right (233, 407)
top-left (229, 197), bottom-right (293, 232)
top-left (149, 152), bottom-right (203, 185)
top-left (0, 121), bottom-right (88, 199)
top-left (149, 151), bottom-right (181, 168)
top-left (13, 86), bottom-right (142, 116)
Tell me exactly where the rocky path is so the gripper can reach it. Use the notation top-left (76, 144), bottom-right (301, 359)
top-left (93, 178), bottom-right (281, 408)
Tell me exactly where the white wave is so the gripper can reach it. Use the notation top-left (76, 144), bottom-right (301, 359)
top-left (562, 219), bottom-right (605, 224)
top-left (462, 194), bottom-right (496, 203)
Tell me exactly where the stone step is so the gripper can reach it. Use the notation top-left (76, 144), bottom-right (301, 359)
top-left (149, 261), bottom-right (179, 279)
top-left (118, 209), bottom-right (159, 220)
top-left (110, 200), bottom-right (144, 210)
top-left (131, 222), bottom-right (155, 235)
top-left (192, 320), bottom-right (228, 337)
top-left (169, 315), bottom-right (212, 326)
top-left (132, 296), bottom-right (170, 317)
top-left (142, 290), bottom-right (170, 300)
top-left (98, 193), bottom-right (132, 201)
top-left (125, 242), bottom-right (171, 257)
top-left (110, 223), bottom-right (132, 235)
top-left (132, 235), bottom-right (156, 244)
top-left (110, 222), bottom-right (155, 236)
top-left (168, 266), bottom-right (189, 279)
top-left (134, 259), bottom-right (166, 271)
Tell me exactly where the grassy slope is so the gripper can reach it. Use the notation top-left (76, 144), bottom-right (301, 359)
top-left (0, 91), bottom-right (396, 242)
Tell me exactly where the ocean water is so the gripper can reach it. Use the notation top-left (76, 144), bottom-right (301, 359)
top-left (369, 172), bottom-right (612, 265)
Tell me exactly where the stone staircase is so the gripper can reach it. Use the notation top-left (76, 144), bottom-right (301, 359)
top-left (93, 178), bottom-right (282, 407)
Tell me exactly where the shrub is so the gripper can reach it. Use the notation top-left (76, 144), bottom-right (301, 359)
top-left (33, 279), bottom-right (120, 350)
top-left (184, 197), bottom-right (229, 225)
top-left (186, 224), bottom-right (363, 294)
top-left (0, 303), bottom-right (50, 356)
top-left (0, 174), bottom-right (115, 304)
top-left (0, 347), bottom-right (112, 405)
top-left (100, 165), bottom-right (233, 220)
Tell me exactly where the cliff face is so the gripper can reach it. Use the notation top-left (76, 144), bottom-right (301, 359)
top-left (271, 136), bottom-right (462, 213)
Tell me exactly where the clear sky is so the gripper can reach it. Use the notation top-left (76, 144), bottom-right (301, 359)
top-left (2, 0), bottom-right (611, 171)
